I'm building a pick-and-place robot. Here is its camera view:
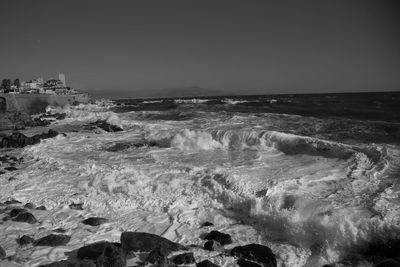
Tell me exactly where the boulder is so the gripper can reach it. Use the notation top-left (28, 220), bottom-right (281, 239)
top-left (91, 121), bottom-right (123, 132)
top-left (82, 217), bottom-right (108, 226)
top-left (120, 232), bottom-right (186, 253)
top-left (197, 260), bottom-right (220, 267)
top-left (204, 231), bottom-right (232, 245)
top-left (4, 166), bottom-right (17, 171)
top-left (4, 199), bottom-right (21, 204)
top-left (170, 252), bottom-right (196, 265)
top-left (18, 235), bottom-right (35, 246)
top-left (0, 130), bottom-right (58, 148)
top-left (231, 244), bottom-right (277, 267)
top-left (12, 212), bottom-right (37, 224)
top-left (24, 203), bottom-right (35, 209)
top-left (69, 203), bottom-right (83, 210)
top-left (201, 221), bottom-right (214, 227)
top-left (146, 245), bottom-right (171, 264)
top-left (204, 240), bottom-right (223, 252)
top-left (0, 245), bottom-right (5, 259)
top-left (36, 205), bottom-right (46, 210)
top-left (9, 208), bottom-right (26, 217)
top-left (96, 242), bottom-right (126, 267)
top-left (237, 258), bottom-right (262, 267)
top-left (77, 241), bottom-right (119, 261)
top-left (34, 234), bottom-right (71, 247)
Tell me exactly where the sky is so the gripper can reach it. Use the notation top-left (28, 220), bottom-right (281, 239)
top-left (0, 0), bottom-right (399, 97)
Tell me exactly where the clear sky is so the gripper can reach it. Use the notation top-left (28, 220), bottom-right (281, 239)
top-left (0, 0), bottom-right (399, 97)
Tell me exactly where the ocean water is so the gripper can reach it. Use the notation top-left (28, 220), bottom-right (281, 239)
top-left (1, 92), bottom-right (400, 266)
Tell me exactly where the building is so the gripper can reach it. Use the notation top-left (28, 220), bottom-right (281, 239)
top-left (44, 79), bottom-right (64, 90)
top-left (59, 73), bottom-right (66, 87)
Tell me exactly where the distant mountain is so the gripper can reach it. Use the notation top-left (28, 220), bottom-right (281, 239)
top-left (143, 86), bottom-right (226, 98)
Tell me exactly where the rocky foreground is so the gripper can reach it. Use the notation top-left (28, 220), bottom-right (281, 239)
top-left (0, 197), bottom-right (278, 267)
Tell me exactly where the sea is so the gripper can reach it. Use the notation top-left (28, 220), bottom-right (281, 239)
top-left (1, 92), bottom-right (400, 266)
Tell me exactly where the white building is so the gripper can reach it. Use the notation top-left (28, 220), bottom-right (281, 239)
top-left (59, 73), bottom-right (66, 87)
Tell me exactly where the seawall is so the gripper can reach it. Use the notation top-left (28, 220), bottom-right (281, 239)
top-left (0, 93), bottom-right (89, 114)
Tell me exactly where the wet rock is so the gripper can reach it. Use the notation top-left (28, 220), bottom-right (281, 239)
top-left (146, 245), bottom-right (170, 264)
top-left (77, 241), bottom-right (119, 261)
top-left (0, 130), bottom-right (58, 148)
top-left (156, 258), bottom-right (177, 267)
top-left (24, 203), bottom-right (35, 209)
top-left (4, 199), bottom-right (21, 205)
top-left (12, 212), bottom-right (37, 224)
top-left (53, 228), bottom-right (67, 233)
top-left (170, 252), bottom-right (195, 265)
top-left (39, 259), bottom-right (96, 267)
top-left (96, 242), bottom-right (126, 267)
top-left (120, 232), bottom-right (186, 253)
top-left (18, 235), bottom-right (35, 246)
top-left (197, 260), bottom-right (220, 267)
top-left (231, 244), bottom-right (277, 267)
top-left (82, 217), bottom-right (108, 226)
top-left (69, 203), bottom-right (84, 210)
top-left (34, 234), bottom-right (71, 247)
top-left (0, 245), bottom-right (5, 259)
top-left (204, 231), bottom-right (232, 246)
top-left (4, 166), bottom-right (17, 171)
top-left (237, 258), bottom-right (262, 267)
top-left (204, 240), bottom-right (223, 252)
top-left (9, 208), bottom-right (26, 217)
top-left (0, 171), bottom-right (5, 175)
top-left (91, 121), bottom-right (123, 132)
top-left (36, 205), bottom-right (46, 210)
top-left (201, 221), bottom-right (214, 227)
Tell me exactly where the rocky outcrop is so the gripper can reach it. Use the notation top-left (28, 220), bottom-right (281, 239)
top-left (120, 232), bottom-right (186, 253)
top-left (91, 121), bottom-right (123, 132)
top-left (34, 234), bottom-right (71, 247)
top-left (231, 244), bottom-right (277, 267)
top-left (204, 231), bottom-right (232, 246)
top-left (0, 129), bottom-right (58, 148)
top-left (0, 111), bottom-right (49, 131)
top-left (81, 217), bottom-right (108, 226)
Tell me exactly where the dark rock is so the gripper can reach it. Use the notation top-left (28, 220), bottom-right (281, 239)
top-left (170, 252), bottom-right (195, 265)
top-left (12, 212), bottom-right (37, 224)
top-left (10, 208), bottom-right (27, 217)
top-left (0, 130), bottom-right (58, 148)
top-left (204, 240), bottom-right (223, 252)
top-left (4, 166), bottom-right (17, 171)
top-left (69, 203), bottom-right (84, 210)
top-left (0, 171), bottom-right (5, 175)
top-left (77, 241), bottom-right (118, 261)
top-left (96, 242), bottom-right (126, 267)
top-left (376, 259), bottom-right (400, 267)
top-left (82, 217), bottom-right (108, 226)
top-left (24, 202), bottom-right (35, 209)
top-left (197, 260), bottom-right (220, 267)
top-left (91, 121), bottom-right (123, 132)
top-left (36, 205), bottom-right (47, 210)
top-left (0, 245), bottom-right (5, 259)
top-left (231, 244), bottom-right (277, 267)
top-left (34, 234), bottom-right (71, 246)
top-left (4, 199), bottom-right (21, 205)
top-left (8, 176), bottom-right (16, 181)
top-left (237, 258), bottom-right (262, 267)
top-left (204, 231), bottom-right (232, 245)
top-left (201, 221), bottom-right (214, 227)
top-left (120, 232), bottom-right (186, 253)
top-left (53, 228), bottom-right (67, 233)
top-left (39, 259), bottom-right (96, 267)
top-left (146, 245), bottom-right (171, 264)
top-left (18, 235), bottom-right (35, 246)
top-left (156, 258), bottom-right (177, 267)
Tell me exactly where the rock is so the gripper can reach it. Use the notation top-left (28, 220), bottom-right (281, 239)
top-left (120, 232), bottom-right (186, 253)
top-left (4, 166), bottom-right (17, 171)
top-left (82, 217), bottom-right (108, 226)
top-left (96, 242), bottom-right (126, 267)
top-left (77, 241), bottom-right (118, 261)
top-left (204, 231), bottom-right (232, 245)
top-left (53, 228), bottom-right (67, 233)
top-left (201, 222), bottom-right (214, 227)
top-left (9, 208), bottom-right (26, 217)
top-left (12, 212), bottom-right (37, 224)
top-left (0, 245), bottom-right (5, 259)
top-left (375, 259), bottom-right (400, 267)
top-left (0, 171), bottom-right (5, 175)
top-left (24, 203), bottom-right (35, 209)
top-left (197, 260), bottom-right (220, 267)
top-left (91, 121), bottom-right (123, 132)
top-left (146, 245), bottom-right (171, 264)
top-left (17, 235), bottom-right (35, 246)
top-left (34, 234), bottom-right (71, 246)
top-left (204, 240), bottom-right (223, 251)
top-left (170, 252), bottom-right (196, 265)
top-left (237, 258), bottom-right (262, 267)
top-left (4, 199), bottom-right (21, 205)
top-left (231, 244), bottom-right (277, 267)
top-left (69, 203), bottom-right (84, 210)
top-left (36, 205), bottom-right (46, 210)
top-left (156, 258), bottom-right (177, 267)
top-left (39, 259), bottom-right (96, 267)
top-left (0, 130), bottom-right (58, 148)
